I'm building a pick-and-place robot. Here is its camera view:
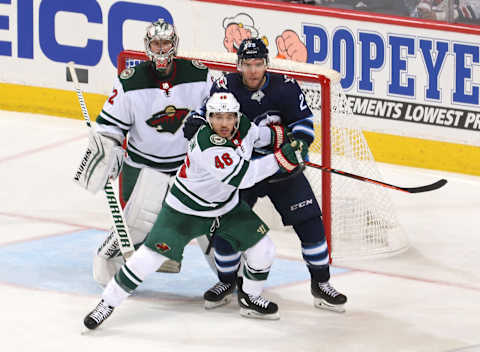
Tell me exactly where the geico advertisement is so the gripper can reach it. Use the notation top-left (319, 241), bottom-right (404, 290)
top-left (0, 0), bottom-right (192, 92)
top-left (1, 0), bottom-right (479, 143)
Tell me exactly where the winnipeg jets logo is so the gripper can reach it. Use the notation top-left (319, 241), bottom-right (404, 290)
top-left (216, 74), bottom-right (228, 89)
top-left (284, 75), bottom-right (295, 84)
top-left (251, 90), bottom-right (264, 103)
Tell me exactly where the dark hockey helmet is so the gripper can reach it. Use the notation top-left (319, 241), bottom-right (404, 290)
top-left (237, 38), bottom-right (269, 66)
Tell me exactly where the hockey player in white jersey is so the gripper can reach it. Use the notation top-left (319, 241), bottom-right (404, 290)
top-left (83, 93), bottom-right (307, 329)
top-left (73, 19), bottom-right (215, 284)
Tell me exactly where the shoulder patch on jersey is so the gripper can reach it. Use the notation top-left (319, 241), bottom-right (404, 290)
top-left (191, 60), bottom-right (207, 70)
top-left (283, 74), bottom-right (296, 84)
top-left (210, 134), bottom-right (227, 145)
top-left (120, 67), bottom-right (135, 79)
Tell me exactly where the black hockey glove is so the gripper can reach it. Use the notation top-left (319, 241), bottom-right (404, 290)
top-left (183, 113), bottom-right (207, 140)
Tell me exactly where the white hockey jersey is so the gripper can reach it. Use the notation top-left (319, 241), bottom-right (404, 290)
top-left (96, 59), bottom-right (214, 172)
top-left (165, 114), bottom-right (279, 217)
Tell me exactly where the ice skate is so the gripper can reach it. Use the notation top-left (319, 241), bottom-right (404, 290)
top-left (237, 278), bottom-right (279, 320)
top-left (203, 281), bottom-right (236, 309)
top-left (311, 280), bottom-right (347, 313)
top-left (83, 299), bottom-right (115, 330)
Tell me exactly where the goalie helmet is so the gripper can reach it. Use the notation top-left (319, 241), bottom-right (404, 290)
top-left (206, 93), bottom-right (241, 136)
top-left (237, 38), bottom-right (269, 67)
top-left (144, 18), bottom-right (178, 71)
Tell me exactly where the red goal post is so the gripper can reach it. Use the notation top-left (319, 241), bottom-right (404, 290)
top-left (117, 50), bottom-right (408, 262)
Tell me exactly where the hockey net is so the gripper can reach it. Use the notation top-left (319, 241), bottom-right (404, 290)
top-left (117, 50), bottom-right (408, 263)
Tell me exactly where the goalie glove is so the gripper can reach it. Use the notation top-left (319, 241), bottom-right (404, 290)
top-left (268, 124), bottom-right (288, 150)
top-left (73, 132), bottom-right (125, 194)
top-left (274, 139), bottom-right (307, 173)
top-left (183, 112), bottom-right (206, 140)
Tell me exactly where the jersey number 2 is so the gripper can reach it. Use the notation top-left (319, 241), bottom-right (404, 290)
top-left (215, 153), bottom-right (233, 169)
top-left (299, 93), bottom-right (307, 111)
top-left (108, 89), bottom-right (118, 105)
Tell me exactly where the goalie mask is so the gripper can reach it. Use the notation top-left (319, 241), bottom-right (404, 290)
top-left (206, 93), bottom-right (241, 138)
top-left (144, 19), bottom-right (178, 71)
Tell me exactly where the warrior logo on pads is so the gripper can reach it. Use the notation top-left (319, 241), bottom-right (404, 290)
top-left (146, 105), bottom-right (189, 134)
top-left (155, 243), bottom-right (171, 253)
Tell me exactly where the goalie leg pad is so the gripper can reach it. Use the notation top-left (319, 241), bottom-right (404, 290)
top-left (93, 255), bottom-right (124, 287)
top-left (93, 167), bottom-right (172, 285)
top-left (123, 167), bottom-right (171, 245)
top-left (74, 132), bottom-right (124, 194)
top-left (123, 167), bottom-right (182, 273)
top-left (93, 228), bottom-right (124, 286)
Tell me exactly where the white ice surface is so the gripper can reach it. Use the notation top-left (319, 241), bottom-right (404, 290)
top-left (0, 111), bottom-right (479, 352)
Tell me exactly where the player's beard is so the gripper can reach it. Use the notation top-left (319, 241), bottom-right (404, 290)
top-left (243, 73), bottom-right (265, 91)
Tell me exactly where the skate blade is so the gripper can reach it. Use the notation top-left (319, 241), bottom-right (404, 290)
top-left (240, 308), bottom-right (280, 320)
top-left (313, 298), bottom-right (346, 313)
top-left (204, 295), bottom-right (232, 310)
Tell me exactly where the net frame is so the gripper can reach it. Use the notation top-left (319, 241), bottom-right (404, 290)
top-left (117, 49), bottom-right (408, 262)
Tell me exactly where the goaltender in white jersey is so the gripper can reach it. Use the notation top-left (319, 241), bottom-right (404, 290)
top-left (73, 19), bottom-right (214, 284)
top-left (82, 92), bottom-right (308, 329)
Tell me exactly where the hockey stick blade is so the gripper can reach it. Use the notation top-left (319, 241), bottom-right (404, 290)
top-left (304, 161), bottom-right (447, 194)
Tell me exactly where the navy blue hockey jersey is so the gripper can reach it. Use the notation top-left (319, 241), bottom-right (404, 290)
top-left (206, 72), bottom-right (315, 146)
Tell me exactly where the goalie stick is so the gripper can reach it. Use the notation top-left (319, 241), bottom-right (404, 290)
top-left (67, 62), bottom-right (134, 259)
top-left (304, 161), bottom-right (447, 194)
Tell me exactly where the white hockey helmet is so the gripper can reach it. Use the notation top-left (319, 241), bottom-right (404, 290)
top-left (206, 93), bottom-right (241, 136)
top-left (144, 18), bottom-right (178, 71)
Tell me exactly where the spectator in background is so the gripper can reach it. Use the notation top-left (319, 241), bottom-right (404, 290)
top-left (412, 0), bottom-right (480, 24)
top-left (278, 0), bottom-right (479, 25)
top-left (283, 0), bottom-right (411, 15)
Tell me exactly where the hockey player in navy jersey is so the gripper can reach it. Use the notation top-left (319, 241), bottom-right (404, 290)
top-left (184, 38), bottom-right (347, 313)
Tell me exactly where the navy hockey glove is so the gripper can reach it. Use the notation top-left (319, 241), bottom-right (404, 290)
top-left (183, 113), bottom-right (206, 140)
top-left (274, 139), bottom-right (307, 173)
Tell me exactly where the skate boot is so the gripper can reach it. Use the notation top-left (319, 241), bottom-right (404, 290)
top-left (203, 281), bottom-right (236, 309)
top-left (83, 299), bottom-right (115, 330)
top-left (237, 278), bottom-right (279, 320)
top-left (311, 280), bottom-right (347, 313)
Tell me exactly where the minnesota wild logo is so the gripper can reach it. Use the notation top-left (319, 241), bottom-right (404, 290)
top-left (146, 106), bottom-right (190, 134)
top-left (155, 242), bottom-right (171, 253)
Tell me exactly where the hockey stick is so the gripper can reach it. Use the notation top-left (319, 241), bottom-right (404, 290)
top-left (304, 161), bottom-right (447, 194)
top-left (67, 62), bottom-right (134, 259)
